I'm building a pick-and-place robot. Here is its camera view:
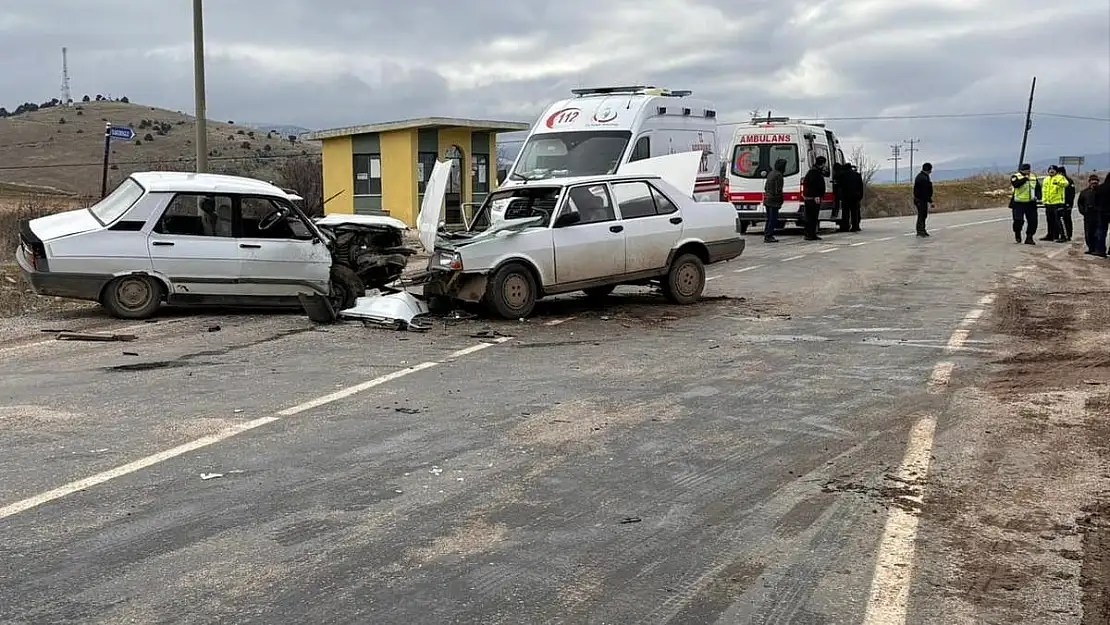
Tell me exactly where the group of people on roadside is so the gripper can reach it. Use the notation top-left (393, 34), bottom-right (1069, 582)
top-left (762, 155), bottom-right (865, 243)
top-left (1010, 164), bottom-right (1110, 255)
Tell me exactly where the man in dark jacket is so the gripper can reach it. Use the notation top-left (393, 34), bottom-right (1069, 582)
top-left (762, 157), bottom-right (787, 243)
top-left (912, 163), bottom-right (934, 237)
top-left (1059, 166), bottom-right (1076, 241)
top-left (843, 164), bottom-right (865, 232)
top-left (802, 156), bottom-right (827, 241)
top-left (1078, 174), bottom-right (1104, 255)
top-left (1097, 173), bottom-right (1110, 256)
top-left (832, 162), bottom-right (848, 231)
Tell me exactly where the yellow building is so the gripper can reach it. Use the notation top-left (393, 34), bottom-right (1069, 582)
top-left (303, 117), bottom-right (530, 226)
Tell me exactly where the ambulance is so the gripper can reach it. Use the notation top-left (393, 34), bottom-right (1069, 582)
top-left (497, 86), bottom-right (721, 221)
top-left (723, 116), bottom-right (846, 233)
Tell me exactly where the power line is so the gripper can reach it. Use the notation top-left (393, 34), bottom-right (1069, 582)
top-left (0, 150), bottom-right (315, 172)
top-left (888, 144), bottom-right (903, 183)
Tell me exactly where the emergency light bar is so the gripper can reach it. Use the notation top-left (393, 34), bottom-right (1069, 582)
top-left (572, 86), bottom-right (693, 98)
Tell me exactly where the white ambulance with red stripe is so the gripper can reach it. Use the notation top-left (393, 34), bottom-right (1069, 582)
top-left (722, 117), bottom-right (845, 233)
top-left (498, 86), bottom-right (720, 221)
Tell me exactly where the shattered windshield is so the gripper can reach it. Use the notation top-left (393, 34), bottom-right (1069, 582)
top-left (510, 131), bottom-right (631, 181)
top-left (470, 186), bottom-right (562, 231)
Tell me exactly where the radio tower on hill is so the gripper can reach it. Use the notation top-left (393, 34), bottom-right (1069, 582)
top-left (60, 47), bottom-right (72, 106)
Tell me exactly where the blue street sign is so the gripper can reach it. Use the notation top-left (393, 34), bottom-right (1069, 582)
top-left (108, 126), bottom-right (135, 141)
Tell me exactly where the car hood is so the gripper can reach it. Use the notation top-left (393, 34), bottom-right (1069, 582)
top-left (28, 207), bottom-right (102, 241)
top-left (315, 213), bottom-right (409, 230)
top-left (416, 159), bottom-right (454, 253)
top-left (619, 150), bottom-right (704, 197)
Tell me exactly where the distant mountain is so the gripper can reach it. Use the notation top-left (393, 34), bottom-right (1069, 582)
top-left (874, 152), bottom-right (1109, 183)
top-left (246, 123), bottom-right (314, 137)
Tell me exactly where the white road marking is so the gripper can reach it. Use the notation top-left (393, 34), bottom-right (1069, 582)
top-left (705, 275), bottom-right (722, 281)
top-left (945, 329), bottom-right (971, 351)
top-left (946, 217), bottom-right (1008, 229)
top-left (876, 237), bottom-right (894, 242)
top-left (861, 415), bottom-right (938, 625)
top-left (958, 309), bottom-right (985, 326)
top-left (817, 247), bottom-right (838, 254)
top-left (1048, 247), bottom-right (1068, 259)
top-left (831, 327), bottom-right (919, 333)
top-left (783, 255), bottom-right (806, 262)
top-left (544, 317), bottom-right (575, 326)
top-left (977, 294), bottom-right (997, 306)
top-left (0, 337), bottom-right (513, 520)
top-left (734, 264), bottom-right (764, 273)
top-left (850, 241), bottom-right (869, 247)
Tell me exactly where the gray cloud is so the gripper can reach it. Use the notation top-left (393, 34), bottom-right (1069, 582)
top-left (1, 0), bottom-right (1107, 167)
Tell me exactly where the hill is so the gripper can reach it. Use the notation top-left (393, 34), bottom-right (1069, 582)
top-left (874, 152), bottom-right (1110, 183)
top-left (0, 101), bottom-right (320, 197)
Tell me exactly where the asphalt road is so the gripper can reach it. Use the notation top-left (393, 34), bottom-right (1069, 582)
top-left (0, 208), bottom-right (1067, 624)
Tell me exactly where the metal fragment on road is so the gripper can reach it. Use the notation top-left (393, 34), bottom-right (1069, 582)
top-left (55, 331), bottom-right (137, 342)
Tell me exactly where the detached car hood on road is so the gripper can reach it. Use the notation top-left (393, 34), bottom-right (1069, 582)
top-left (27, 208), bottom-right (101, 241)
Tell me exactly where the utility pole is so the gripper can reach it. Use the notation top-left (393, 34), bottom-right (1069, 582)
top-left (903, 138), bottom-right (920, 174)
top-left (192, 0), bottom-right (208, 173)
top-left (889, 144), bottom-right (903, 183)
top-left (60, 47), bottom-right (72, 106)
top-left (1017, 76), bottom-right (1036, 169)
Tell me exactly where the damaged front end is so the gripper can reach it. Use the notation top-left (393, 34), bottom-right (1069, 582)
top-left (314, 215), bottom-right (416, 290)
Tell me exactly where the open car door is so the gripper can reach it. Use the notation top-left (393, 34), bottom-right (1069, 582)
top-left (415, 160), bottom-right (453, 254)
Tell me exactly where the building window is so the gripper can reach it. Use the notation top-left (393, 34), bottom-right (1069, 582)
top-left (472, 153), bottom-right (489, 194)
top-left (353, 153), bottom-right (382, 195)
top-left (417, 151), bottom-right (437, 194)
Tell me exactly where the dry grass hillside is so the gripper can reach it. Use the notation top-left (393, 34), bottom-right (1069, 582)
top-left (0, 101), bottom-right (319, 196)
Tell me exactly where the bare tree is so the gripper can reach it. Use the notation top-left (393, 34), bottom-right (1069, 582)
top-left (849, 145), bottom-right (880, 185)
top-left (276, 155), bottom-right (324, 216)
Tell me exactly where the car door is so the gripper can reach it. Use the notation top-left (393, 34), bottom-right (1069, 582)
top-left (551, 183), bottom-right (626, 284)
top-left (148, 193), bottom-right (242, 296)
top-left (236, 195), bottom-right (332, 297)
top-left (610, 180), bottom-right (682, 273)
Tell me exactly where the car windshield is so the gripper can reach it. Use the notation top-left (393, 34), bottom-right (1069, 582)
top-left (510, 131), bottom-right (631, 180)
top-left (88, 178), bottom-right (145, 225)
top-left (470, 186), bottom-right (562, 231)
top-left (731, 144), bottom-right (800, 179)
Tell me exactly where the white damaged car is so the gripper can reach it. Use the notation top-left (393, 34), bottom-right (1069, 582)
top-left (416, 151), bottom-right (746, 319)
top-left (14, 172), bottom-right (398, 319)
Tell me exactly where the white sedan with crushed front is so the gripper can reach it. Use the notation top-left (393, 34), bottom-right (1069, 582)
top-left (417, 152), bottom-right (746, 319)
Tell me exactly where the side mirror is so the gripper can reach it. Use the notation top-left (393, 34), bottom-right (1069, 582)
top-left (554, 211), bottom-right (581, 227)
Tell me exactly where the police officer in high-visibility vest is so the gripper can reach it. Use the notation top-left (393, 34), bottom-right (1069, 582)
top-left (1011, 163), bottom-right (1039, 244)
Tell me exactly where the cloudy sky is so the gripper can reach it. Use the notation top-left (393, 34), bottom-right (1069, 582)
top-left (1, 0), bottom-right (1108, 169)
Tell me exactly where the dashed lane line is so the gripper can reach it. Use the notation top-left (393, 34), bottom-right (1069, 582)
top-left (782, 255), bottom-right (807, 262)
top-left (817, 247), bottom-right (838, 254)
top-left (0, 337), bottom-right (513, 521)
top-left (850, 241), bottom-right (869, 247)
top-left (734, 264), bottom-right (764, 273)
top-left (544, 317), bottom-right (576, 326)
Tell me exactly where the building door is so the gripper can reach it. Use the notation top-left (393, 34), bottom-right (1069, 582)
top-left (444, 145), bottom-right (464, 225)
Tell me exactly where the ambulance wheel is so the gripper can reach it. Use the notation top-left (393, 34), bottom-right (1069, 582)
top-left (739, 222), bottom-right (750, 234)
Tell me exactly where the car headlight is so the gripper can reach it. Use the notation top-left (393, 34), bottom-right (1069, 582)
top-left (433, 251), bottom-right (463, 271)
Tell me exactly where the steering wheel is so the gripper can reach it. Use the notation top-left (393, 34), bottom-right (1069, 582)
top-left (258, 209), bottom-right (286, 231)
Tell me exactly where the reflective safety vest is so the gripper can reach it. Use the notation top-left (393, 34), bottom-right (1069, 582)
top-left (1012, 173), bottom-right (1037, 202)
top-left (1042, 174), bottom-right (1069, 205)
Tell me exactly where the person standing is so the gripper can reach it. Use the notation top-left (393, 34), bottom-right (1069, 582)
top-left (845, 164), bottom-right (865, 232)
top-left (762, 157), bottom-right (787, 243)
top-left (1040, 165), bottom-right (1068, 241)
top-left (1060, 165), bottom-right (1077, 241)
top-left (832, 162), bottom-right (848, 231)
top-left (1010, 163), bottom-right (1039, 244)
top-left (802, 155), bottom-right (827, 241)
top-left (1097, 173), bottom-right (1110, 256)
top-left (1078, 174), bottom-right (1104, 255)
top-left (912, 163), bottom-right (934, 237)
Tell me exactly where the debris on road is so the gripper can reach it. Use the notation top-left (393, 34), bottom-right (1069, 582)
top-left (469, 328), bottom-right (506, 339)
top-left (207, 325), bottom-right (221, 332)
top-left (122, 351), bottom-right (138, 356)
top-left (619, 517), bottom-right (642, 524)
top-left (395, 407), bottom-right (421, 414)
top-left (199, 473), bottom-right (224, 480)
top-left (55, 331), bottom-right (137, 342)
top-left (340, 289), bottom-right (432, 332)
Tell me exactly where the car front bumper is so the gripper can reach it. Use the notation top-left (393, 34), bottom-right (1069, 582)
top-left (15, 247), bottom-right (110, 302)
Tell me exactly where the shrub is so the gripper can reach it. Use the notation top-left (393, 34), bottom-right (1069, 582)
top-left (143, 133), bottom-right (154, 142)
top-left (263, 144), bottom-right (271, 152)
top-left (276, 155), bottom-right (324, 216)
top-left (236, 129), bottom-right (245, 135)
top-left (240, 141), bottom-right (250, 149)
top-left (134, 140), bottom-right (142, 146)
top-left (58, 117), bottom-right (66, 124)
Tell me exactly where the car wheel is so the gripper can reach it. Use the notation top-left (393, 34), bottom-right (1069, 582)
top-left (662, 253), bottom-right (705, 305)
top-left (485, 262), bottom-right (537, 319)
top-left (582, 284), bottom-right (616, 300)
top-left (739, 222), bottom-right (750, 234)
top-left (329, 265), bottom-right (364, 312)
top-left (101, 274), bottom-right (163, 319)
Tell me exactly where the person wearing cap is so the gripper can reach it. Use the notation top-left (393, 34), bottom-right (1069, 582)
top-left (1010, 163), bottom-right (1039, 244)
top-left (801, 155), bottom-right (827, 241)
top-left (1078, 173), bottom-right (1105, 256)
top-left (912, 163), bottom-right (933, 237)
top-left (1060, 165), bottom-right (1077, 241)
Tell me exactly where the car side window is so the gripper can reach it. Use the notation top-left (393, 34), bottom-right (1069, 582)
top-left (557, 184), bottom-right (615, 225)
top-left (239, 196), bottom-right (313, 240)
top-left (648, 184), bottom-right (679, 215)
top-left (611, 181), bottom-right (657, 219)
top-left (155, 194), bottom-right (234, 237)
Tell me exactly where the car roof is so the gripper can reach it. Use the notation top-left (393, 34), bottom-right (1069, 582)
top-left (129, 171), bottom-right (294, 197)
top-left (509, 173), bottom-right (665, 188)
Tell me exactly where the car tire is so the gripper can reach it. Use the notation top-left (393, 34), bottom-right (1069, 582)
top-left (739, 222), bottom-right (750, 234)
top-left (485, 262), bottom-right (537, 319)
top-left (329, 265), bottom-right (364, 312)
top-left (101, 274), bottom-right (163, 320)
top-left (582, 284), bottom-right (616, 300)
top-left (662, 253), bottom-right (705, 305)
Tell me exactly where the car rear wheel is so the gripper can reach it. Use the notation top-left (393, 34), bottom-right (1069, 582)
top-left (485, 262), bottom-right (537, 319)
top-left (662, 253), bottom-right (705, 305)
top-left (101, 275), bottom-right (163, 319)
top-left (329, 265), bottom-right (364, 312)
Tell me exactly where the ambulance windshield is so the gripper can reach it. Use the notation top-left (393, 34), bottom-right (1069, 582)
top-left (732, 143), bottom-right (800, 179)
top-left (510, 131), bottom-right (632, 180)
